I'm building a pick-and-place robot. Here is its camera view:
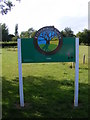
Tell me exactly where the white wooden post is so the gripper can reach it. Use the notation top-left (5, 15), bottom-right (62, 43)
top-left (74, 38), bottom-right (79, 107)
top-left (18, 38), bottom-right (24, 107)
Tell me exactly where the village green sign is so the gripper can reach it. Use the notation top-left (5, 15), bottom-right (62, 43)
top-left (18, 26), bottom-right (79, 108)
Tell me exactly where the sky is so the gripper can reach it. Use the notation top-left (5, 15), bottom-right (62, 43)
top-left (0, 0), bottom-right (89, 35)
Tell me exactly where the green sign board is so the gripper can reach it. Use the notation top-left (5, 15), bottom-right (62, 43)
top-left (18, 26), bottom-right (79, 107)
top-left (21, 37), bottom-right (76, 63)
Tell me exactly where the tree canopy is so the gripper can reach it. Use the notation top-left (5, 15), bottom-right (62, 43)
top-left (20, 28), bottom-right (36, 38)
top-left (1, 23), bottom-right (89, 45)
top-left (76, 29), bottom-right (90, 45)
top-left (61, 27), bottom-right (74, 37)
top-left (15, 24), bottom-right (18, 37)
top-left (2, 23), bottom-right (9, 42)
top-left (1, 23), bottom-right (16, 42)
top-left (0, 0), bottom-right (21, 15)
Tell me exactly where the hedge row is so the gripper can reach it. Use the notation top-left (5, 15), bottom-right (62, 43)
top-left (0, 42), bottom-right (17, 48)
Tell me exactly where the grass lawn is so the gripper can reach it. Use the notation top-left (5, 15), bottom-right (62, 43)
top-left (1, 45), bottom-right (88, 119)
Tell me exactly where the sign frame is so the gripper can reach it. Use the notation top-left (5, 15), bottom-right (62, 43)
top-left (21, 37), bottom-right (76, 63)
top-left (17, 38), bottom-right (79, 107)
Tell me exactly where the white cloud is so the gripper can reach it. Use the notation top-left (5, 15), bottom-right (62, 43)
top-left (0, 0), bottom-right (89, 34)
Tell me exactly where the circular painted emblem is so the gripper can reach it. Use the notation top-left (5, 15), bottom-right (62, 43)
top-left (34, 26), bottom-right (63, 55)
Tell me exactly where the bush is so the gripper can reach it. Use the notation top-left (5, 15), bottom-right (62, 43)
top-left (0, 42), bottom-right (17, 48)
top-left (12, 37), bottom-right (17, 41)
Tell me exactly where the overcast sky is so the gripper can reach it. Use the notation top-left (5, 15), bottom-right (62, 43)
top-left (0, 0), bottom-right (89, 35)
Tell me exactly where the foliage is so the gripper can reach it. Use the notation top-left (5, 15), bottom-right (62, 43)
top-left (20, 28), bottom-right (35, 38)
top-left (1, 23), bottom-right (18, 42)
top-left (61, 27), bottom-right (74, 37)
top-left (1, 22), bottom-right (89, 45)
top-left (1, 42), bottom-right (17, 48)
top-left (31, 31), bottom-right (37, 38)
top-left (2, 23), bottom-right (9, 42)
top-left (28, 28), bottom-right (34, 34)
top-left (20, 31), bottom-right (29, 38)
top-left (12, 36), bottom-right (17, 41)
top-left (61, 27), bottom-right (89, 45)
top-left (8, 34), bottom-right (15, 41)
top-left (0, 0), bottom-right (21, 15)
top-left (76, 32), bottom-right (83, 44)
top-left (76, 29), bottom-right (90, 45)
top-left (15, 24), bottom-right (19, 37)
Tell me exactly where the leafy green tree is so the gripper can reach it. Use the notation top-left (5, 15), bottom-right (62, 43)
top-left (82, 29), bottom-right (89, 45)
top-left (12, 36), bottom-right (17, 41)
top-left (15, 24), bottom-right (19, 38)
top-left (88, 30), bottom-right (90, 45)
top-left (2, 23), bottom-right (9, 42)
top-left (76, 32), bottom-right (83, 44)
top-left (8, 34), bottom-right (15, 41)
top-left (76, 29), bottom-right (90, 45)
top-left (0, 0), bottom-right (21, 15)
top-left (31, 31), bottom-right (37, 38)
top-left (20, 31), bottom-right (29, 38)
top-left (61, 30), bottom-right (66, 37)
top-left (20, 28), bottom-right (35, 38)
top-left (61, 27), bottom-right (74, 37)
top-left (28, 28), bottom-right (34, 38)
top-left (15, 24), bottom-right (18, 36)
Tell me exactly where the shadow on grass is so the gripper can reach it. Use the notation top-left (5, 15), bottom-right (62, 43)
top-left (2, 75), bottom-right (88, 119)
top-left (79, 67), bottom-right (88, 70)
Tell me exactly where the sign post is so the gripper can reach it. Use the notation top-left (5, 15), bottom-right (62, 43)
top-left (74, 38), bottom-right (79, 107)
top-left (18, 38), bottom-right (24, 107)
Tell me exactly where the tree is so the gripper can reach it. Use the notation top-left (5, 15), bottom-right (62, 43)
top-left (20, 28), bottom-right (35, 38)
top-left (61, 30), bottom-right (66, 37)
top-left (0, 0), bottom-right (21, 15)
top-left (2, 23), bottom-right (9, 42)
top-left (28, 28), bottom-right (34, 38)
top-left (8, 34), bottom-right (15, 41)
top-left (12, 36), bottom-right (17, 41)
top-left (61, 27), bottom-right (74, 37)
top-left (31, 31), bottom-right (37, 38)
top-left (88, 30), bottom-right (90, 45)
top-left (20, 31), bottom-right (29, 38)
top-left (76, 29), bottom-right (90, 45)
top-left (76, 32), bottom-right (83, 44)
top-left (15, 24), bottom-right (19, 37)
top-left (82, 29), bottom-right (89, 45)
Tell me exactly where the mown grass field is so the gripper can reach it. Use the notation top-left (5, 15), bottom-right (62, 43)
top-left (1, 45), bottom-right (88, 119)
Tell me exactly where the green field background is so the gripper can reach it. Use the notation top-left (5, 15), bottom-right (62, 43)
top-left (1, 45), bottom-right (88, 118)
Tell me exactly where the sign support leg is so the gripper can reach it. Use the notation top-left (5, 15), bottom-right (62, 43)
top-left (18, 38), bottom-right (24, 107)
top-left (74, 38), bottom-right (79, 107)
